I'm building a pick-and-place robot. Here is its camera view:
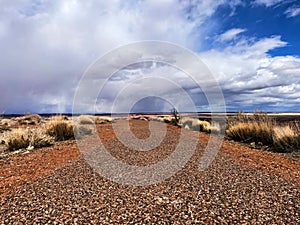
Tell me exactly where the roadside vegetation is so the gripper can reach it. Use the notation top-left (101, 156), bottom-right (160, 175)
top-left (2, 127), bottom-right (54, 152)
top-left (226, 111), bottom-right (300, 152)
top-left (46, 116), bottom-right (75, 141)
top-left (148, 110), bottom-right (299, 153)
top-left (0, 111), bottom-right (299, 154)
top-left (0, 115), bottom-right (94, 153)
top-left (78, 115), bottom-right (114, 124)
top-left (180, 117), bottom-right (221, 133)
top-left (0, 114), bottom-right (117, 153)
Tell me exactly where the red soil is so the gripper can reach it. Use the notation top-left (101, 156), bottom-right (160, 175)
top-left (0, 120), bottom-right (299, 198)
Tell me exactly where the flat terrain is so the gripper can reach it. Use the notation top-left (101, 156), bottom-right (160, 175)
top-left (1, 120), bottom-right (299, 224)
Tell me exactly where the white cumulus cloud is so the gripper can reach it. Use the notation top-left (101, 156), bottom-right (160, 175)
top-left (253, 0), bottom-right (285, 7)
top-left (285, 6), bottom-right (300, 17)
top-left (200, 36), bottom-right (300, 111)
top-left (217, 28), bottom-right (246, 42)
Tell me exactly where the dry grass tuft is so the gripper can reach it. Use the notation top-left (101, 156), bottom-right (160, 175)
top-left (273, 126), bottom-right (294, 150)
top-left (78, 115), bottom-right (95, 124)
top-left (1, 119), bottom-right (11, 126)
top-left (46, 116), bottom-right (74, 141)
top-left (226, 111), bottom-right (300, 152)
top-left (181, 118), bottom-right (219, 133)
top-left (272, 125), bottom-right (300, 151)
top-left (4, 129), bottom-right (30, 151)
top-left (3, 127), bottom-right (54, 151)
top-left (229, 111), bottom-right (273, 124)
top-left (198, 120), bottom-right (211, 132)
top-left (226, 121), bottom-right (273, 145)
top-left (150, 117), bottom-right (165, 123)
top-left (0, 115), bottom-right (95, 152)
top-left (17, 114), bottom-right (42, 125)
top-left (28, 127), bottom-right (55, 149)
top-left (163, 117), bottom-right (172, 123)
top-left (95, 116), bottom-right (114, 124)
top-left (181, 117), bottom-right (194, 130)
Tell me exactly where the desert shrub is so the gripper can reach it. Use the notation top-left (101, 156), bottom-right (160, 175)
top-left (227, 110), bottom-right (251, 124)
top-left (273, 126), bottom-right (294, 151)
top-left (229, 111), bottom-right (273, 125)
top-left (182, 118), bottom-right (213, 133)
top-left (252, 111), bottom-right (270, 123)
top-left (163, 116), bottom-right (173, 123)
top-left (162, 116), bottom-right (179, 126)
top-left (197, 120), bottom-right (221, 133)
top-left (1, 119), bottom-right (11, 126)
top-left (148, 116), bottom-right (178, 125)
top-left (17, 114), bottom-right (42, 125)
top-left (5, 129), bottom-right (30, 151)
top-left (95, 116), bottom-right (114, 124)
top-left (272, 124), bottom-right (300, 152)
top-left (226, 121), bottom-right (274, 145)
top-left (154, 117), bottom-right (165, 123)
top-left (191, 119), bottom-right (202, 131)
top-left (226, 111), bottom-right (275, 145)
top-left (46, 116), bottom-right (74, 141)
top-left (28, 128), bottom-right (54, 149)
top-left (226, 112), bottom-right (300, 152)
top-left (292, 122), bottom-right (300, 149)
top-left (181, 118), bottom-right (193, 130)
top-left (235, 110), bottom-right (250, 122)
top-left (3, 128), bottom-right (54, 151)
top-left (199, 120), bottom-right (211, 132)
top-left (79, 115), bottom-right (94, 124)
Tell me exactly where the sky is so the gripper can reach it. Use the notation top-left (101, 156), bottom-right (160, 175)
top-left (1, 0), bottom-right (300, 114)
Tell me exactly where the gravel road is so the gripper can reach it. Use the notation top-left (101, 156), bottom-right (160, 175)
top-left (1, 120), bottom-right (299, 224)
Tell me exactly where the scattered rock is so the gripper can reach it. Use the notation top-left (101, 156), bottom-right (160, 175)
top-left (0, 120), bottom-right (299, 224)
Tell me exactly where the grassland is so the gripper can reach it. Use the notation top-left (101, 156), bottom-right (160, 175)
top-left (0, 112), bottom-right (299, 154)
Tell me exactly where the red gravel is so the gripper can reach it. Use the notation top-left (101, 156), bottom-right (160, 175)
top-left (0, 141), bottom-right (80, 198)
top-left (0, 120), bottom-right (299, 224)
